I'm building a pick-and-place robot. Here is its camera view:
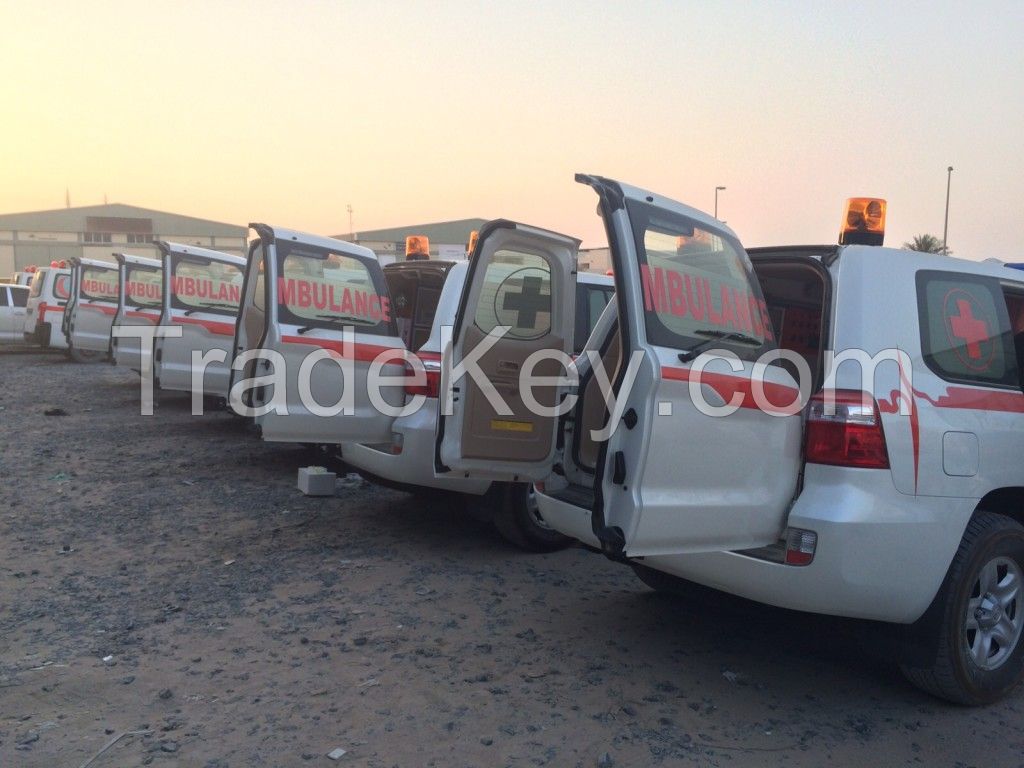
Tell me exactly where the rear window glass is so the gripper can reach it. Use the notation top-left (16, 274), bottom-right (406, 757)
top-left (916, 270), bottom-right (1019, 389)
top-left (171, 256), bottom-right (242, 316)
top-left (474, 250), bottom-right (552, 340)
top-left (11, 287), bottom-right (28, 307)
top-left (275, 242), bottom-right (392, 335)
top-left (628, 199), bottom-right (774, 360)
top-left (125, 265), bottom-right (162, 308)
top-left (54, 273), bottom-right (71, 300)
top-left (81, 266), bottom-right (119, 302)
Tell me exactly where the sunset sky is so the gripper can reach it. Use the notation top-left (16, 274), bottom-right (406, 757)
top-left (1, 1), bottom-right (1021, 259)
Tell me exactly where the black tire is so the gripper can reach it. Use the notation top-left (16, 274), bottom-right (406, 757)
top-left (492, 482), bottom-right (572, 553)
top-left (900, 511), bottom-right (1024, 705)
top-left (68, 345), bottom-right (101, 363)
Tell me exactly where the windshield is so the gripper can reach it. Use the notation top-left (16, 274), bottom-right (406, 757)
top-left (170, 255), bottom-right (242, 316)
top-left (627, 199), bottom-right (775, 360)
top-left (125, 265), bottom-right (162, 309)
top-left (80, 266), bottom-right (119, 302)
top-left (275, 241), bottom-right (392, 335)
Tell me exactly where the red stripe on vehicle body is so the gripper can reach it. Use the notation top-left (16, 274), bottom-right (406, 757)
top-left (78, 302), bottom-right (117, 315)
top-left (176, 316), bottom-right (236, 336)
top-left (125, 310), bottom-right (160, 321)
top-left (281, 335), bottom-right (407, 365)
top-left (660, 365), bottom-right (800, 414)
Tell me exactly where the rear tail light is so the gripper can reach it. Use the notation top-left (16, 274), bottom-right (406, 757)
top-left (805, 389), bottom-right (889, 469)
top-left (391, 432), bottom-right (404, 455)
top-left (404, 356), bottom-right (442, 399)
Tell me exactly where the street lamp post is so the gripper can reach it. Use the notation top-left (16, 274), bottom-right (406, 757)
top-left (714, 186), bottom-right (726, 219)
top-left (942, 166), bottom-right (953, 254)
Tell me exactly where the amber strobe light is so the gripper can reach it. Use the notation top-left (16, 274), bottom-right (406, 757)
top-left (405, 235), bottom-right (430, 261)
top-left (465, 230), bottom-right (479, 260)
top-left (839, 198), bottom-right (886, 246)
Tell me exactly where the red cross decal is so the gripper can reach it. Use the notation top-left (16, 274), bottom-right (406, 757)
top-left (949, 299), bottom-right (989, 359)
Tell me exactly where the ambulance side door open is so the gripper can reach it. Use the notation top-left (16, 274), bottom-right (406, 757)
top-left (237, 225), bottom-right (406, 445)
top-left (576, 175), bottom-right (803, 556)
top-left (436, 220), bottom-right (579, 481)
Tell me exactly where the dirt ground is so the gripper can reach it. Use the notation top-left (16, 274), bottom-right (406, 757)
top-left (0, 349), bottom-right (1021, 768)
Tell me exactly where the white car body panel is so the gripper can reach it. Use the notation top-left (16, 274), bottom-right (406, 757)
top-left (0, 286), bottom-right (29, 342)
top-left (67, 257), bottom-right (121, 354)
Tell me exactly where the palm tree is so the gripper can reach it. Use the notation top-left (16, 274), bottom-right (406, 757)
top-left (903, 234), bottom-right (949, 254)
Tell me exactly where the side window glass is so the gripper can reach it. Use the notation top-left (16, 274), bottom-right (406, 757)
top-left (30, 271), bottom-right (45, 298)
top-left (474, 250), bottom-right (552, 340)
top-left (0, 288), bottom-right (8, 307)
top-left (12, 289), bottom-right (28, 308)
top-left (81, 267), bottom-right (119, 301)
top-left (917, 270), bottom-right (1019, 389)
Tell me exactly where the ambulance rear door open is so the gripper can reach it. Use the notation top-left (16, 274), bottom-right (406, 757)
top-left (155, 243), bottom-right (244, 397)
top-left (69, 258), bottom-right (120, 352)
top-left (435, 220), bottom-right (580, 482)
top-left (231, 224), bottom-right (406, 445)
top-left (437, 180), bottom-right (804, 558)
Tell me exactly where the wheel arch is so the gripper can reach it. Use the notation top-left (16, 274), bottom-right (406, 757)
top-left (975, 487), bottom-right (1024, 528)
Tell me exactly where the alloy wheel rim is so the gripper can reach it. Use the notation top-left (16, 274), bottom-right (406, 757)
top-left (965, 556), bottom-right (1022, 671)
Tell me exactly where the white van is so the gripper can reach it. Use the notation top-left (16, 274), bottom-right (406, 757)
top-left (110, 253), bottom-right (163, 370)
top-left (231, 224), bottom-right (613, 549)
top-left (12, 270), bottom-right (36, 287)
top-left (63, 257), bottom-right (121, 361)
top-left (23, 265), bottom-right (73, 349)
top-left (0, 285), bottom-right (30, 343)
top-left (447, 175), bottom-right (1024, 704)
top-left (154, 241), bottom-right (245, 400)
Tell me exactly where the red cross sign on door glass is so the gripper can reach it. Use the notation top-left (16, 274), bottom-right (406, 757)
top-left (950, 298), bottom-right (989, 360)
top-left (944, 288), bottom-right (995, 372)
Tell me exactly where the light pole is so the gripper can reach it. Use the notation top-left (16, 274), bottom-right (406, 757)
top-left (714, 186), bottom-right (726, 219)
top-left (942, 167), bottom-right (953, 254)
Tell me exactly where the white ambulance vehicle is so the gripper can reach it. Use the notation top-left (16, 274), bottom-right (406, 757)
top-left (110, 253), bottom-right (163, 370)
top-left (154, 242), bottom-right (245, 400)
top-left (441, 174), bottom-right (1024, 704)
top-left (23, 263), bottom-right (72, 349)
top-left (0, 285), bottom-right (30, 342)
top-left (63, 257), bottom-right (122, 361)
top-left (231, 224), bottom-right (613, 550)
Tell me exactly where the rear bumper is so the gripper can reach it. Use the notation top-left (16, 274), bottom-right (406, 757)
top-left (537, 464), bottom-right (978, 623)
top-left (341, 405), bottom-right (491, 495)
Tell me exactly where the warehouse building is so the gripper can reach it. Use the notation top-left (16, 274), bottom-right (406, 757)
top-left (0, 203), bottom-right (247, 276)
top-left (334, 217), bottom-right (610, 273)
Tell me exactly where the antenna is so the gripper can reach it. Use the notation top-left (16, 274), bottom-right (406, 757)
top-left (346, 203), bottom-right (354, 236)
top-left (65, 188), bottom-right (70, 208)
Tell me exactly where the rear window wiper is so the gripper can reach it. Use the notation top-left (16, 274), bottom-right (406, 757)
top-left (678, 329), bottom-right (762, 363)
top-left (296, 314), bottom-right (374, 334)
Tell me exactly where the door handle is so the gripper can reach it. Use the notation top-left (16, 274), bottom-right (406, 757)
top-left (496, 360), bottom-right (520, 374)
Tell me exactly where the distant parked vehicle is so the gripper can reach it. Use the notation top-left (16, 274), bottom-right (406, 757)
top-left (63, 257), bottom-right (120, 362)
top-left (0, 285), bottom-right (30, 343)
top-left (110, 253), bottom-right (163, 371)
top-left (153, 241), bottom-right (245, 401)
top-left (23, 264), bottom-right (72, 349)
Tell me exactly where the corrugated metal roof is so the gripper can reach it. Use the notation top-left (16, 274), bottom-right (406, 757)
top-left (333, 218), bottom-right (487, 245)
top-left (0, 203), bottom-right (245, 236)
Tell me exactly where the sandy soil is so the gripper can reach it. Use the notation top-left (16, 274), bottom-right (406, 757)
top-left (0, 349), bottom-right (1021, 767)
